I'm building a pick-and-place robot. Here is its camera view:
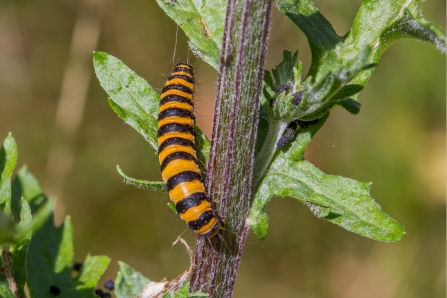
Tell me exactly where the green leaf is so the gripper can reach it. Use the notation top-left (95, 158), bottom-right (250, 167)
top-left (93, 51), bottom-right (160, 150)
top-left (75, 255), bottom-right (111, 292)
top-left (271, 50), bottom-right (298, 91)
top-left (258, 50), bottom-right (303, 159)
top-left (162, 282), bottom-right (209, 298)
top-left (337, 98), bottom-right (361, 115)
top-left (263, 50), bottom-right (300, 96)
top-left (331, 85), bottom-right (364, 101)
top-left (93, 52), bottom-right (210, 168)
top-left (0, 133), bottom-right (18, 215)
top-left (0, 166), bottom-right (54, 246)
top-left (194, 127), bottom-right (211, 171)
top-left (275, 0), bottom-right (446, 120)
top-left (0, 199), bottom-right (53, 247)
top-left (27, 215), bottom-right (110, 297)
top-left (167, 202), bottom-right (177, 213)
top-left (156, 0), bottom-right (226, 70)
top-left (117, 166), bottom-right (166, 193)
top-left (275, 0), bottom-right (341, 79)
top-left (285, 46), bottom-right (372, 121)
top-left (0, 150), bottom-right (55, 297)
top-left (352, 3), bottom-right (446, 52)
top-left (0, 210), bottom-right (16, 246)
top-left (249, 115), bottom-right (406, 242)
top-left (19, 168), bottom-right (109, 297)
top-left (264, 48), bottom-right (371, 122)
top-left (12, 166), bottom-right (48, 217)
top-left (115, 261), bottom-right (150, 298)
top-left (249, 0), bottom-right (444, 242)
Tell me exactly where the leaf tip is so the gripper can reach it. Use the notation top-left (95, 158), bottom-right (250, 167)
top-left (248, 211), bottom-right (269, 240)
top-left (93, 51), bottom-right (108, 64)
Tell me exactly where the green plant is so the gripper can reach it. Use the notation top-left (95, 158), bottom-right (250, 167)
top-left (94, 0), bottom-right (444, 296)
top-left (0, 134), bottom-right (109, 298)
top-left (0, 0), bottom-right (444, 297)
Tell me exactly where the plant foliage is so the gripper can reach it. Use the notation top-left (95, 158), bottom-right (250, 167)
top-left (0, 0), bottom-right (444, 296)
top-left (0, 134), bottom-right (110, 297)
top-left (94, 0), bottom-right (444, 246)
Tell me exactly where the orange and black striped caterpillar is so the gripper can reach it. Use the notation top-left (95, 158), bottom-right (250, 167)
top-left (157, 62), bottom-right (221, 238)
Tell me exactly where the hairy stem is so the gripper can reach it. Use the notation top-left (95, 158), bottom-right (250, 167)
top-left (190, 0), bottom-right (272, 297)
top-left (2, 247), bottom-right (23, 298)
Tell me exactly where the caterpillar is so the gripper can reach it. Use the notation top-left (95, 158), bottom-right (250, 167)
top-left (157, 62), bottom-right (221, 238)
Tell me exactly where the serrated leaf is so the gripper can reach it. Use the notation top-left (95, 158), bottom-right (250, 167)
top-left (0, 133), bottom-right (18, 215)
top-left (263, 50), bottom-right (300, 104)
top-left (265, 48), bottom-right (370, 123)
top-left (27, 215), bottom-right (110, 297)
top-left (271, 50), bottom-right (298, 91)
top-left (93, 51), bottom-right (160, 150)
top-left (249, 115), bottom-right (406, 242)
top-left (156, 0), bottom-right (226, 70)
top-left (381, 8), bottom-right (446, 52)
top-left (294, 46), bottom-right (372, 121)
top-left (16, 167), bottom-right (109, 297)
top-left (115, 261), bottom-right (150, 298)
top-left (275, 0), bottom-right (341, 78)
top-left (93, 52), bottom-right (210, 168)
top-left (250, 0), bottom-right (443, 242)
top-left (275, 0), bottom-right (445, 120)
top-left (117, 166), bottom-right (166, 193)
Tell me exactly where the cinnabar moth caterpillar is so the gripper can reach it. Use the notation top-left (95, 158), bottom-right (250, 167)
top-left (157, 63), bottom-right (221, 238)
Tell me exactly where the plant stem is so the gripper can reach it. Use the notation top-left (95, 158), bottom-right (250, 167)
top-left (253, 120), bottom-right (287, 188)
top-left (2, 247), bottom-right (23, 298)
top-left (190, 0), bottom-right (272, 297)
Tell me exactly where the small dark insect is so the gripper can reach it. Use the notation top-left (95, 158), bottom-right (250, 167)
top-left (73, 262), bottom-right (83, 272)
top-left (277, 118), bottom-right (320, 148)
top-left (103, 279), bottom-right (115, 291)
top-left (95, 289), bottom-right (111, 298)
top-left (270, 83), bottom-right (290, 107)
top-left (296, 119), bottom-right (319, 128)
top-left (277, 122), bottom-right (298, 148)
top-left (291, 91), bottom-right (304, 106)
top-left (95, 289), bottom-right (104, 296)
top-left (49, 285), bottom-right (60, 296)
top-left (166, 0), bottom-right (178, 6)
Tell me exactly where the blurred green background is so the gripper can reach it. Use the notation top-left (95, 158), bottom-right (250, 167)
top-left (0, 0), bottom-right (445, 297)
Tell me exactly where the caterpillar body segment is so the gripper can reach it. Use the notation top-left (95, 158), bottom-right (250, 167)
top-left (157, 63), bottom-right (221, 238)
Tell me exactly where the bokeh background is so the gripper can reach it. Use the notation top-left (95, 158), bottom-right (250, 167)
top-left (0, 0), bottom-right (445, 297)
